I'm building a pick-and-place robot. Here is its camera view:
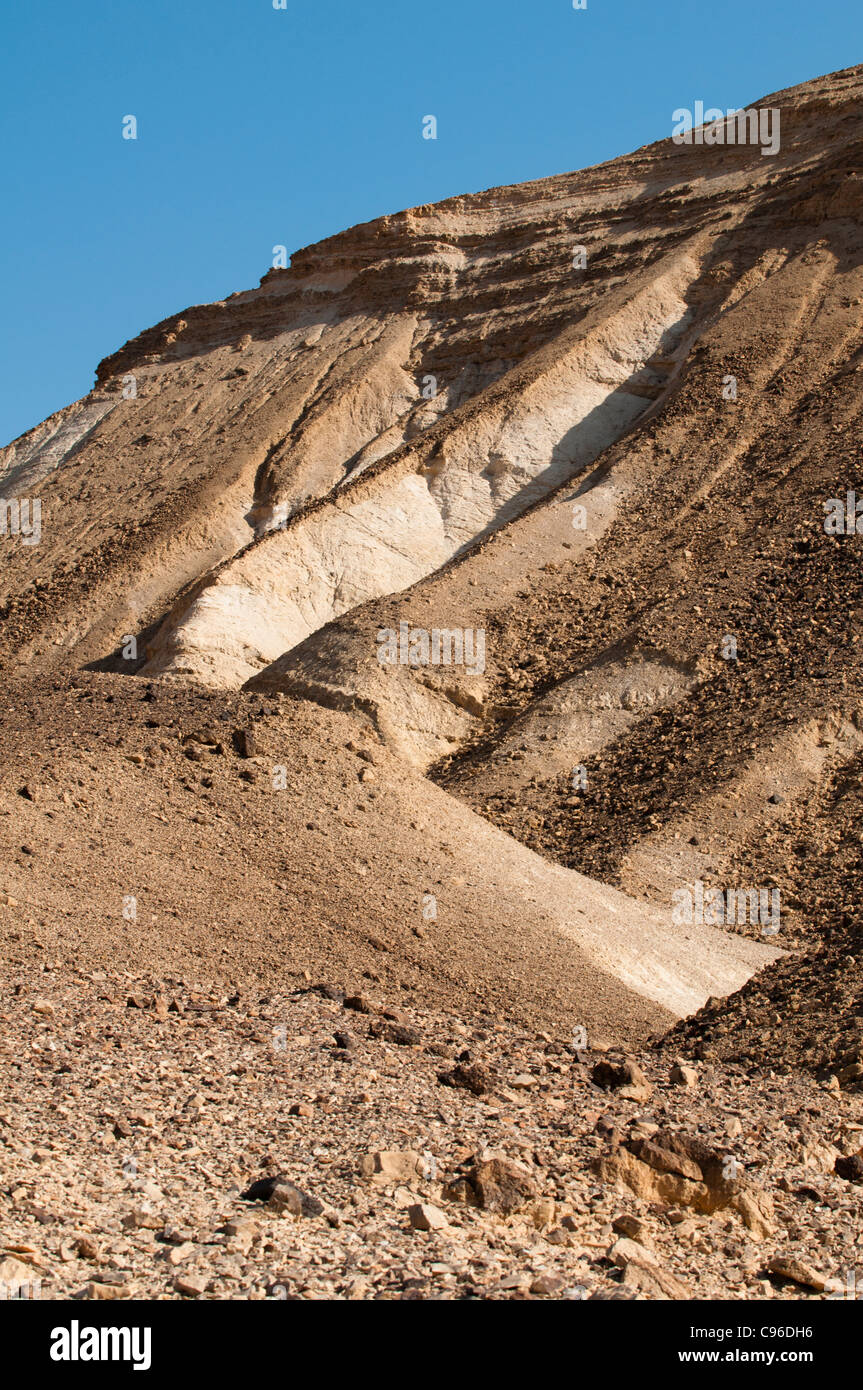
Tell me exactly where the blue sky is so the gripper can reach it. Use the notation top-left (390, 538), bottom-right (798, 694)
top-left (1, 0), bottom-right (860, 445)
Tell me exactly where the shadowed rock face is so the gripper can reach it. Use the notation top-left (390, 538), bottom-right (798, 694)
top-left (2, 64), bottom-right (863, 1061)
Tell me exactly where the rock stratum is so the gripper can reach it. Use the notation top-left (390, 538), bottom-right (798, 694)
top-left (1, 64), bottom-right (863, 1302)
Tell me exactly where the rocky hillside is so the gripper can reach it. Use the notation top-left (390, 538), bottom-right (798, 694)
top-left (2, 63), bottom-right (863, 1301)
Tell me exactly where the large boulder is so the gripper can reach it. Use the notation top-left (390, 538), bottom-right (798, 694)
top-left (592, 1128), bottom-right (775, 1239)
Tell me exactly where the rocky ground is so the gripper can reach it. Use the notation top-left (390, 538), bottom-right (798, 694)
top-left (1, 963), bottom-right (861, 1301)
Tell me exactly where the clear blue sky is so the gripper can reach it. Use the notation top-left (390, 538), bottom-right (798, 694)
top-left (1, 0), bottom-right (860, 445)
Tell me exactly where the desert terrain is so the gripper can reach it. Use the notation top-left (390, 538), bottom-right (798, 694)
top-left (1, 63), bottom-right (862, 1303)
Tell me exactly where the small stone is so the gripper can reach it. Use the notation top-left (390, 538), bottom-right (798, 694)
top-left (767, 1256), bottom-right (836, 1292)
top-left (221, 1217), bottom-right (259, 1238)
top-left (234, 728), bottom-right (257, 758)
top-left (188, 727), bottom-right (220, 747)
top-left (408, 1202), bottom-right (448, 1232)
top-left (174, 1273), bottom-right (209, 1297)
top-left (591, 1058), bottom-right (652, 1101)
top-left (611, 1237), bottom-right (690, 1298)
top-left (511, 1073), bottom-right (536, 1089)
top-left (437, 1062), bottom-right (493, 1096)
top-left (835, 1152), bottom-right (863, 1183)
top-left (801, 1141), bottom-right (839, 1173)
top-left (733, 1189), bottom-right (775, 1240)
top-left (530, 1274), bottom-right (566, 1296)
top-left (343, 994), bottom-right (374, 1014)
top-left (530, 1197), bottom-right (557, 1230)
top-left (545, 1227), bottom-right (572, 1246)
top-left (122, 1206), bottom-right (162, 1230)
top-left (609, 1236), bottom-right (657, 1268)
top-left (444, 1157), bottom-right (539, 1215)
top-left (622, 1260), bottom-right (690, 1300)
top-left (612, 1214), bottom-right (652, 1244)
top-left (314, 983), bottom-right (346, 1002)
top-left (166, 1242), bottom-right (196, 1266)
top-left (369, 1019), bottom-right (421, 1046)
top-left (241, 1175), bottom-right (323, 1217)
top-left (360, 1150), bottom-right (423, 1184)
top-left (669, 1062), bottom-right (699, 1088)
top-left (270, 1182), bottom-right (324, 1218)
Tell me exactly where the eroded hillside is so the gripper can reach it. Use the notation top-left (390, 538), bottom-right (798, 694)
top-left (2, 63), bottom-right (863, 1304)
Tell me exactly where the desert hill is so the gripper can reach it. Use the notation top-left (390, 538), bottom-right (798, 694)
top-left (2, 63), bottom-right (863, 1302)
